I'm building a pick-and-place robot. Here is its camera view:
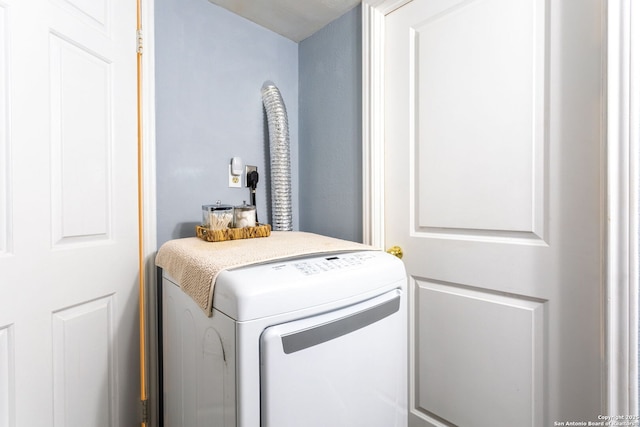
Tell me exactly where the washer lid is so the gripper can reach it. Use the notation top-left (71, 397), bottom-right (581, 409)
top-left (213, 250), bottom-right (406, 321)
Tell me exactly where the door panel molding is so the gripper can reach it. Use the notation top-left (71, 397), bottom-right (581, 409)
top-left (411, 277), bottom-right (545, 426)
top-left (52, 0), bottom-right (110, 34)
top-left (0, 324), bottom-right (14, 427)
top-left (408, 0), bottom-right (548, 242)
top-left (52, 296), bottom-right (116, 427)
top-left (49, 33), bottom-right (112, 247)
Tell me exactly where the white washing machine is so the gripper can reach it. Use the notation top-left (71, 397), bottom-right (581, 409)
top-left (161, 250), bottom-right (407, 427)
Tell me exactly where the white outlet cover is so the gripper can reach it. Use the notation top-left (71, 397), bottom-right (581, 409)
top-left (229, 165), bottom-right (242, 188)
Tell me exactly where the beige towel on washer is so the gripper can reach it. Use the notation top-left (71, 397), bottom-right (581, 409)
top-left (155, 231), bottom-right (375, 315)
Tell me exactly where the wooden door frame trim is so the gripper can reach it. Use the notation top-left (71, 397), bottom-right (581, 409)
top-left (362, 0), bottom-right (639, 415)
top-left (139, 0), bottom-right (158, 424)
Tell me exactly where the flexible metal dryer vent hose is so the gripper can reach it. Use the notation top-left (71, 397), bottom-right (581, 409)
top-left (261, 81), bottom-right (292, 231)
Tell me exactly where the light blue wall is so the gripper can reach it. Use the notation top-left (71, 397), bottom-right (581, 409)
top-left (155, 0), bottom-right (299, 246)
top-left (299, 6), bottom-right (363, 242)
top-left (156, 1), bottom-right (362, 246)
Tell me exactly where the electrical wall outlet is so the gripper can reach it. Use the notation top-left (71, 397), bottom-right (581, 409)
top-left (245, 165), bottom-right (257, 187)
top-left (228, 165), bottom-right (242, 188)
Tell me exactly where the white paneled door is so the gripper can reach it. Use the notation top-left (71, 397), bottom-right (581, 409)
top-left (0, 0), bottom-right (139, 426)
top-left (384, 0), bottom-right (604, 426)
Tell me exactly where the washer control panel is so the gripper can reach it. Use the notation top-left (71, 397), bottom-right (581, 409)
top-left (214, 250), bottom-right (406, 321)
top-left (289, 252), bottom-right (377, 276)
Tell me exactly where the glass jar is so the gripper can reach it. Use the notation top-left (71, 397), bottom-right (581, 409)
top-left (202, 201), bottom-right (234, 230)
top-left (233, 201), bottom-right (256, 228)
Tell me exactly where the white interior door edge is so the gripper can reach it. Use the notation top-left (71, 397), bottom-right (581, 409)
top-left (606, 0), bottom-right (640, 416)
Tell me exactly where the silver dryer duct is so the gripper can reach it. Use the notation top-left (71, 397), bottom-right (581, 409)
top-left (261, 81), bottom-right (292, 231)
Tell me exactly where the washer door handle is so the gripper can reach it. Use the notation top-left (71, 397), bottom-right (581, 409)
top-left (280, 295), bottom-right (400, 354)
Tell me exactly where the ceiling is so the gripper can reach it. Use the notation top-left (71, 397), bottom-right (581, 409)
top-left (208, 0), bottom-right (362, 42)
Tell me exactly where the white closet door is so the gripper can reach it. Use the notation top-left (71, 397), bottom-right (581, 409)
top-left (0, 0), bottom-right (139, 425)
top-left (384, 0), bottom-right (604, 425)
